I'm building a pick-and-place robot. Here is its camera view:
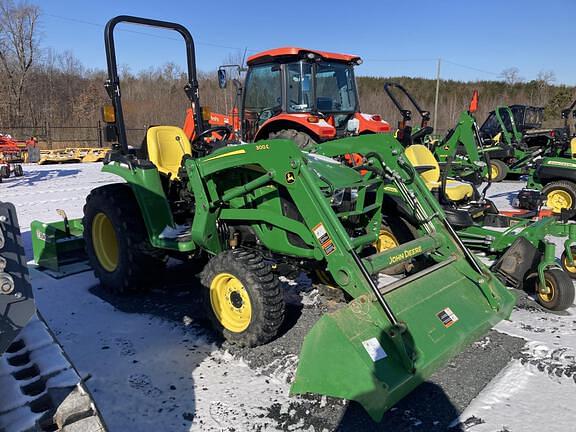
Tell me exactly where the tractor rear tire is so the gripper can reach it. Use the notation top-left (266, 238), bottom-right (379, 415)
top-left (488, 159), bottom-right (508, 182)
top-left (83, 183), bottom-right (167, 294)
top-left (542, 181), bottom-right (576, 217)
top-left (201, 248), bottom-right (285, 347)
top-left (0, 166), bottom-right (9, 178)
top-left (528, 269), bottom-right (575, 311)
top-left (268, 129), bottom-right (317, 150)
top-left (13, 165), bottom-right (23, 177)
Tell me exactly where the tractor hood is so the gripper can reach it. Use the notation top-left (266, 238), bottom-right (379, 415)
top-left (305, 152), bottom-right (366, 190)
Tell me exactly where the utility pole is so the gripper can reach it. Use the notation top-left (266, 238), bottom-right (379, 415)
top-left (433, 58), bottom-right (441, 133)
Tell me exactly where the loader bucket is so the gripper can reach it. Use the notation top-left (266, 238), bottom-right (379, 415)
top-left (30, 218), bottom-right (88, 277)
top-left (292, 259), bottom-right (515, 422)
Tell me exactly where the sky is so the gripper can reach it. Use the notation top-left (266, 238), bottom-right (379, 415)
top-left (35, 0), bottom-right (576, 84)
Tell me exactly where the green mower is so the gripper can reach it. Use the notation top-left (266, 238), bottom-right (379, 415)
top-left (384, 83), bottom-right (489, 184)
top-left (380, 86), bottom-right (576, 310)
top-left (515, 98), bottom-right (576, 218)
top-left (478, 105), bottom-right (557, 181)
top-left (31, 15), bottom-right (517, 421)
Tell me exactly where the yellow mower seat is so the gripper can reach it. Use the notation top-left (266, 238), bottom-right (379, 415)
top-left (146, 126), bottom-right (192, 180)
top-left (404, 144), bottom-right (474, 202)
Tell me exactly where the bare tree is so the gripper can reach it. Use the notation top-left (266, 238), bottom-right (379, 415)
top-left (500, 67), bottom-right (523, 85)
top-left (536, 70), bottom-right (556, 86)
top-left (0, 0), bottom-right (39, 124)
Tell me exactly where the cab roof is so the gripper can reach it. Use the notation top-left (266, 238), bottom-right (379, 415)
top-left (247, 47), bottom-right (361, 66)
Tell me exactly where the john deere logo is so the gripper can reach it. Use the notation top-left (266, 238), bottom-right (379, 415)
top-left (285, 172), bottom-right (295, 184)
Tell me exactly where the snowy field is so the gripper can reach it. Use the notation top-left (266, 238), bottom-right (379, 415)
top-left (1, 163), bottom-right (576, 432)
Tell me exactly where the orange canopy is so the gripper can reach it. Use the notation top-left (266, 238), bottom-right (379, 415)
top-left (247, 47), bottom-right (361, 65)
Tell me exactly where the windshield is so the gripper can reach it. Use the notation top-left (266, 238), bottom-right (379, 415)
top-left (243, 64), bottom-right (282, 119)
top-left (286, 60), bottom-right (357, 113)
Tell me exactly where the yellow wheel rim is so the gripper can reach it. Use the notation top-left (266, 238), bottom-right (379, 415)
top-left (490, 163), bottom-right (499, 180)
top-left (563, 254), bottom-right (576, 273)
top-left (546, 190), bottom-right (573, 214)
top-left (92, 212), bottom-right (119, 272)
top-left (209, 273), bottom-right (252, 333)
top-left (376, 229), bottom-right (399, 252)
top-left (537, 279), bottom-right (556, 303)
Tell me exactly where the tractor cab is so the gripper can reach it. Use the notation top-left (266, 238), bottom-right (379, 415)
top-left (479, 105), bottom-right (548, 148)
top-left (217, 47), bottom-right (390, 145)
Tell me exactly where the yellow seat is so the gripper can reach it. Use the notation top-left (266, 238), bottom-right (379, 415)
top-left (570, 137), bottom-right (576, 159)
top-left (404, 144), bottom-right (474, 202)
top-left (146, 126), bottom-right (192, 180)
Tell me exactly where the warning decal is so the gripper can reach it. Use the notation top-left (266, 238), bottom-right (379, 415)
top-left (437, 307), bottom-right (459, 328)
top-left (312, 223), bottom-right (336, 255)
top-left (362, 337), bottom-right (388, 362)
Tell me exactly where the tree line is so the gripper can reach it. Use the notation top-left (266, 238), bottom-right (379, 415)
top-left (0, 1), bottom-right (574, 147)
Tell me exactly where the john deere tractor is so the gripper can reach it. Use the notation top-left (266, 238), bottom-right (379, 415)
top-left (515, 98), bottom-right (576, 217)
top-left (185, 47), bottom-right (390, 147)
top-left (478, 105), bottom-right (558, 181)
top-left (31, 16), bottom-right (518, 421)
top-left (381, 85), bottom-right (576, 310)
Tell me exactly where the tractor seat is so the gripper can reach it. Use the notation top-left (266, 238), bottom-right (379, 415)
top-left (404, 144), bottom-right (474, 202)
top-left (146, 126), bottom-right (192, 180)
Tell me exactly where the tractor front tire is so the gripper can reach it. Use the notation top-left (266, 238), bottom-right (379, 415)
top-left (201, 249), bottom-right (285, 347)
top-left (542, 181), bottom-right (576, 217)
top-left (0, 166), bottom-right (9, 178)
top-left (13, 165), bottom-right (23, 177)
top-left (489, 159), bottom-right (508, 182)
top-left (83, 183), bottom-right (167, 294)
top-left (268, 129), bottom-right (317, 150)
top-left (529, 269), bottom-right (575, 311)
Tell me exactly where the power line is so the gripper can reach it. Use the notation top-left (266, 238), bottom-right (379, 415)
top-left (44, 13), bottom-right (258, 53)
top-left (442, 59), bottom-right (500, 76)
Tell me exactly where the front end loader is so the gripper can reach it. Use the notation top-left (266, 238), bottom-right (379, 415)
top-left (31, 15), bottom-right (516, 421)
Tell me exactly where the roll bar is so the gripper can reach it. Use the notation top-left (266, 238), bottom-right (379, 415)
top-left (383, 82), bottom-right (430, 127)
top-left (104, 15), bottom-right (204, 153)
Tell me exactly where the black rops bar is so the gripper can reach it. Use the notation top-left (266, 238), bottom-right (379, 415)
top-left (104, 15), bottom-right (204, 154)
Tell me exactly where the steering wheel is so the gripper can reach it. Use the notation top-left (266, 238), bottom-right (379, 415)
top-left (194, 125), bottom-right (232, 143)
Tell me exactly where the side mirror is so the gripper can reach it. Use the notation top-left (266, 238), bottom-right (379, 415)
top-left (218, 69), bottom-right (227, 89)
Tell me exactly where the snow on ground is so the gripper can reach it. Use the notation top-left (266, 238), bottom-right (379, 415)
top-left (2, 164), bottom-right (576, 431)
top-left (452, 182), bottom-right (576, 431)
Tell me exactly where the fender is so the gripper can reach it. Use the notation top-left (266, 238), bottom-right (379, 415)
top-left (255, 113), bottom-right (336, 141)
top-left (355, 112), bottom-right (391, 134)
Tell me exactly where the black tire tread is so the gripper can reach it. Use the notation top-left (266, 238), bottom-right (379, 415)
top-left (268, 129), bottom-right (317, 149)
top-left (534, 269), bottom-right (575, 311)
top-left (83, 183), bottom-right (167, 294)
top-left (490, 159), bottom-right (508, 182)
top-left (201, 248), bottom-right (285, 347)
top-left (542, 180), bottom-right (576, 217)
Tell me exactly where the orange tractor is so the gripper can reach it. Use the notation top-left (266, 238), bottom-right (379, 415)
top-left (184, 47), bottom-right (389, 146)
top-left (0, 134), bottom-right (30, 181)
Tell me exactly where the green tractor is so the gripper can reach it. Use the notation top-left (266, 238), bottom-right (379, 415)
top-left (478, 105), bottom-right (557, 181)
top-left (381, 86), bottom-right (576, 310)
top-left (383, 83), bottom-right (489, 184)
top-left (515, 98), bottom-right (576, 217)
top-left (30, 15), bottom-right (519, 421)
